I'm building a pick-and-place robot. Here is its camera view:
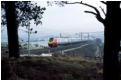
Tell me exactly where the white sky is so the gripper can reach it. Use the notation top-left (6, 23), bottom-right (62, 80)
top-left (34, 1), bottom-right (105, 34)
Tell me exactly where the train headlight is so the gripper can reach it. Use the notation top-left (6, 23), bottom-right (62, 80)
top-left (48, 41), bottom-right (54, 44)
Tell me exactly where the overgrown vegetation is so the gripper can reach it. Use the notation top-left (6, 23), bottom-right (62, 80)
top-left (2, 56), bottom-right (103, 80)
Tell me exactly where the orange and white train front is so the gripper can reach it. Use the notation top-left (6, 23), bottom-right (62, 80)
top-left (48, 38), bottom-right (57, 47)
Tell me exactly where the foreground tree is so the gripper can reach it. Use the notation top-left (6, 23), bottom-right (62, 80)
top-left (2, 1), bottom-right (45, 58)
top-left (5, 2), bottom-right (19, 58)
top-left (104, 2), bottom-right (121, 79)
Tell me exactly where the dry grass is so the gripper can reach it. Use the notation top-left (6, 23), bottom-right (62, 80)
top-left (1, 56), bottom-right (103, 80)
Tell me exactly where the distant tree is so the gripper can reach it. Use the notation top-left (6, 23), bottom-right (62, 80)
top-left (48, 1), bottom-right (121, 79)
top-left (2, 1), bottom-right (46, 58)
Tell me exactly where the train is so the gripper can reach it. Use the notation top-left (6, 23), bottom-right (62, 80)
top-left (48, 37), bottom-right (86, 48)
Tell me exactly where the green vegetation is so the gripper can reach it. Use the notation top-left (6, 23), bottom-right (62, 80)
top-left (2, 56), bottom-right (103, 80)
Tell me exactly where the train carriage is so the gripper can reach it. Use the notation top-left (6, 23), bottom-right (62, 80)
top-left (48, 37), bottom-right (86, 48)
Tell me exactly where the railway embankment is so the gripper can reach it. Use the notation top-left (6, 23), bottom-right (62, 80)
top-left (20, 40), bottom-right (92, 54)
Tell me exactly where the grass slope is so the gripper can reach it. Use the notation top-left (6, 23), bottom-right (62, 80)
top-left (1, 56), bottom-right (103, 80)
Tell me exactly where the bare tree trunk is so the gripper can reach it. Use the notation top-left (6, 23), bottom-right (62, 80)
top-left (5, 1), bottom-right (20, 58)
top-left (103, 1), bottom-right (121, 79)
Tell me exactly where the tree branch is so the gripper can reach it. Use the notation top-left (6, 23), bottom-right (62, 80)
top-left (65, 1), bottom-right (100, 15)
top-left (63, 1), bottom-right (82, 4)
top-left (101, 1), bottom-right (107, 5)
top-left (100, 6), bottom-right (106, 16)
top-left (85, 11), bottom-right (104, 23)
top-left (96, 14), bottom-right (105, 23)
top-left (65, 1), bottom-right (105, 24)
top-left (84, 11), bottom-right (97, 15)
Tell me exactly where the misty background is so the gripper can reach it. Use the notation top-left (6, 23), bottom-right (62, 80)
top-left (1, 1), bottom-right (104, 42)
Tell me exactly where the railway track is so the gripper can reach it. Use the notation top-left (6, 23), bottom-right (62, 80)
top-left (63, 44), bottom-right (89, 53)
top-left (20, 40), bottom-right (93, 55)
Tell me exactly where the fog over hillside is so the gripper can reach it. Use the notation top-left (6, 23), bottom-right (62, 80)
top-left (1, 27), bottom-right (104, 43)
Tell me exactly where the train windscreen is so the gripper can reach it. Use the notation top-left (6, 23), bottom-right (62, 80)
top-left (49, 38), bottom-right (54, 42)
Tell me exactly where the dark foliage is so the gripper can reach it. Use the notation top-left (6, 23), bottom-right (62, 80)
top-left (2, 1), bottom-right (46, 27)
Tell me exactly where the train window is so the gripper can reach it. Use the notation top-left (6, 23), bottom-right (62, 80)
top-left (49, 38), bottom-right (54, 42)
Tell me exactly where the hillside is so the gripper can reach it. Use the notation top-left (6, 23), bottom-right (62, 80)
top-left (2, 56), bottom-right (103, 80)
